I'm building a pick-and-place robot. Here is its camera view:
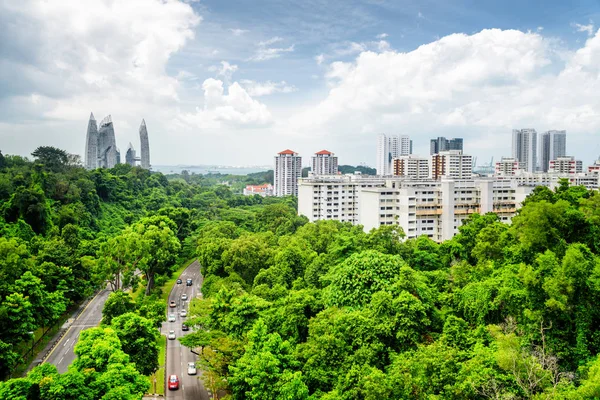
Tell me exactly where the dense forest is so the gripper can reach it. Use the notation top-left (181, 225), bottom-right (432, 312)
top-left (1, 147), bottom-right (600, 399)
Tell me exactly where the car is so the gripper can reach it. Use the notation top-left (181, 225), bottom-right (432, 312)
top-left (180, 309), bottom-right (187, 317)
top-left (169, 301), bottom-right (176, 308)
top-left (168, 330), bottom-right (176, 340)
top-left (186, 278), bottom-right (192, 286)
top-left (168, 374), bottom-right (179, 390)
top-left (181, 293), bottom-right (188, 301)
top-left (176, 279), bottom-right (182, 284)
top-left (187, 362), bottom-right (197, 375)
top-left (168, 314), bottom-right (176, 322)
top-left (181, 323), bottom-right (189, 331)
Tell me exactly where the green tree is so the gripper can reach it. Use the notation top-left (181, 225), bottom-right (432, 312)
top-left (31, 146), bottom-right (69, 173)
top-left (111, 312), bottom-right (159, 375)
top-left (102, 291), bottom-right (136, 325)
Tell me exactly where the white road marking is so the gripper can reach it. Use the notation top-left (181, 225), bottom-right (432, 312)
top-left (58, 356), bottom-right (64, 364)
top-left (63, 338), bottom-right (70, 347)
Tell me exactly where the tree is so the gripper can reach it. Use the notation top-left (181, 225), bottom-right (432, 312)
top-left (31, 146), bottom-right (69, 173)
top-left (97, 232), bottom-right (146, 292)
top-left (111, 312), bottom-right (159, 375)
top-left (102, 291), bottom-right (136, 325)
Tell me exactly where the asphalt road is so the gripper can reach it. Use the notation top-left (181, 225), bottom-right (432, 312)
top-left (45, 289), bottom-right (111, 373)
top-left (163, 260), bottom-right (209, 400)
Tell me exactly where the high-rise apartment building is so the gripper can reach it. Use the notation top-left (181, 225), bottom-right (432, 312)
top-left (139, 119), bottom-right (151, 170)
top-left (393, 156), bottom-right (430, 179)
top-left (311, 150), bottom-right (338, 175)
top-left (540, 130), bottom-right (566, 172)
top-left (549, 156), bottom-right (582, 174)
top-left (274, 149), bottom-right (302, 197)
top-left (84, 113), bottom-right (150, 170)
top-left (376, 134), bottom-right (412, 175)
top-left (495, 157), bottom-right (523, 176)
top-left (85, 113), bottom-right (98, 170)
top-left (512, 129), bottom-right (537, 173)
top-left (430, 137), bottom-right (463, 155)
top-left (431, 150), bottom-right (473, 180)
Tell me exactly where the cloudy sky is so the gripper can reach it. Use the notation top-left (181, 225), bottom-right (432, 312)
top-left (1, 0), bottom-right (600, 167)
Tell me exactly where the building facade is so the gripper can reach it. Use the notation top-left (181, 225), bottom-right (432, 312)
top-left (431, 150), bottom-right (473, 180)
top-left (139, 119), bottom-right (151, 170)
top-left (392, 156), bottom-right (430, 179)
top-left (548, 156), bottom-right (582, 174)
top-left (540, 130), bottom-right (566, 172)
top-left (298, 175), bottom-right (534, 242)
top-left (430, 137), bottom-right (463, 155)
top-left (512, 129), bottom-right (537, 173)
top-left (243, 184), bottom-right (274, 197)
top-left (495, 157), bottom-right (523, 176)
top-left (274, 149), bottom-right (302, 197)
top-left (311, 150), bottom-right (338, 175)
top-left (376, 134), bottom-right (412, 176)
top-left (84, 113), bottom-right (99, 170)
top-left (97, 115), bottom-right (118, 169)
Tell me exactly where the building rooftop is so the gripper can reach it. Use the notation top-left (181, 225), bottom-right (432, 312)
top-left (278, 149), bottom-right (297, 155)
top-left (315, 149), bottom-right (333, 155)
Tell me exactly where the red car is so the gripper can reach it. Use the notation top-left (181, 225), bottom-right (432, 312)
top-left (168, 374), bottom-right (179, 390)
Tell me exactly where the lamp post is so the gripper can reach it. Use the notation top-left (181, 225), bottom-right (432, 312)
top-left (27, 331), bottom-right (34, 359)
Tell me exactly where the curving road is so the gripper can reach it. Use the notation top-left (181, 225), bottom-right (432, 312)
top-left (45, 289), bottom-right (110, 373)
top-left (163, 260), bottom-right (209, 400)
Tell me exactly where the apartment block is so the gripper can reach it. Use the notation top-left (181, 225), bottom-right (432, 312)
top-left (548, 156), bottom-right (582, 174)
top-left (274, 149), bottom-right (302, 197)
top-left (392, 156), bottom-right (430, 179)
top-left (431, 150), bottom-right (473, 180)
top-left (430, 137), bottom-right (464, 155)
top-left (512, 129), bottom-right (537, 173)
top-left (495, 157), bottom-right (523, 176)
top-left (376, 134), bottom-right (412, 176)
top-left (540, 130), bottom-right (567, 172)
top-left (311, 150), bottom-right (338, 175)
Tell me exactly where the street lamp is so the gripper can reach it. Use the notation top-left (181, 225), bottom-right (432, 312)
top-left (27, 331), bottom-right (34, 359)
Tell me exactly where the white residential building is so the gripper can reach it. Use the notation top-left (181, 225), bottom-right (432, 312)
top-left (311, 150), bottom-right (338, 175)
top-left (274, 149), bottom-right (302, 197)
top-left (298, 175), bottom-right (535, 242)
top-left (431, 150), bottom-right (473, 180)
top-left (376, 134), bottom-right (412, 176)
top-left (392, 156), bottom-right (430, 179)
top-left (588, 157), bottom-right (600, 174)
top-left (549, 156), bottom-right (582, 174)
top-left (512, 129), bottom-right (537, 173)
top-left (540, 130), bottom-right (567, 172)
top-left (243, 184), bottom-right (273, 197)
top-left (495, 157), bottom-right (523, 176)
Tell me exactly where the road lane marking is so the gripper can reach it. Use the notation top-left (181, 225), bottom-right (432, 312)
top-left (63, 338), bottom-right (70, 347)
top-left (58, 356), bottom-right (64, 364)
top-left (44, 326), bottom-right (72, 362)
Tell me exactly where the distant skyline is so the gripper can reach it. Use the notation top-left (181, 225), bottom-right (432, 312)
top-left (2, 0), bottom-right (600, 166)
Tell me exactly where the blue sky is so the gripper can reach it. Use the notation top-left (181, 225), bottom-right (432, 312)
top-left (1, 0), bottom-right (600, 167)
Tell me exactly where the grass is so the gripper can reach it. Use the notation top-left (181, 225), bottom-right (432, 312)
top-left (148, 334), bottom-right (167, 395)
top-left (160, 258), bottom-right (196, 303)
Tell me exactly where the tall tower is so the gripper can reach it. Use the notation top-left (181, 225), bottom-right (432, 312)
top-left (512, 129), bottom-right (537, 173)
top-left (84, 113), bottom-right (98, 170)
top-left (274, 150), bottom-right (302, 196)
top-left (311, 150), bottom-right (338, 175)
top-left (98, 115), bottom-right (118, 168)
top-left (540, 130), bottom-right (566, 172)
top-left (125, 143), bottom-right (137, 166)
top-left (376, 134), bottom-right (412, 176)
top-left (139, 119), bottom-right (150, 170)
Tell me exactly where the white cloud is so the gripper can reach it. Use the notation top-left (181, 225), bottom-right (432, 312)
top-left (177, 78), bottom-right (272, 128)
top-left (376, 33), bottom-right (389, 39)
top-left (230, 28), bottom-right (249, 36)
top-left (315, 54), bottom-right (325, 65)
top-left (239, 80), bottom-right (297, 96)
top-left (417, 11), bottom-right (425, 19)
top-left (208, 61), bottom-right (238, 82)
top-left (290, 28), bottom-right (600, 161)
top-left (573, 21), bottom-right (595, 36)
top-left (249, 37), bottom-right (295, 61)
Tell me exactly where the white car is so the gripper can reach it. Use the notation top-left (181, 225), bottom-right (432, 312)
top-left (181, 293), bottom-right (188, 301)
top-left (187, 362), bottom-right (197, 375)
top-left (168, 314), bottom-right (176, 322)
top-left (168, 330), bottom-right (176, 340)
top-left (180, 309), bottom-right (187, 317)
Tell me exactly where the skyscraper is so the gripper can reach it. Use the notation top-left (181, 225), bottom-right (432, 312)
top-left (125, 143), bottom-right (137, 167)
top-left (139, 119), bottom-right (150, 170)
top-left (540, 130), bottom-right (566, 172)
top-left (376, 134), bottom-right (411, 175)
top-left (512, 129), bottom-right (537, 173)
top-left (430, 137), bottom-right (463, 155)
top-left (98, 115), bottom-right (118, 168)
top-left (84, 113), bottom-right (98, 170)
top-left (274, 150), bottom-right (302, 196)
top-left (311, 150), bottom-right (338, 175)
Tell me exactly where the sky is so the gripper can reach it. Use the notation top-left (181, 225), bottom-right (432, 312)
top-left (1, 0), bottom-right (600, 168)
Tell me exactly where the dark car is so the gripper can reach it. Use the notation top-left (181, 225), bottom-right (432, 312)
top-left (168, 375), bottom-right (179, 390)
top-left (186, 278), bottom-right (193, 286)
top-left (176, 279), bottom-right (182, 284)
top-left (181, 323), bottom-right (189, 331)
top-left (169, 301), bottom-right (176, 308)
